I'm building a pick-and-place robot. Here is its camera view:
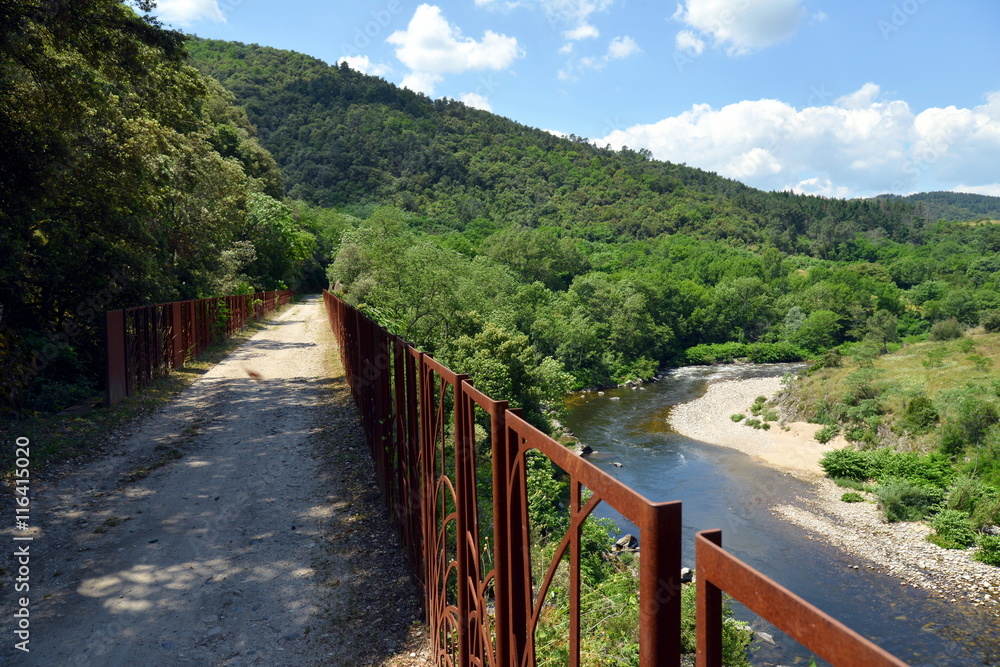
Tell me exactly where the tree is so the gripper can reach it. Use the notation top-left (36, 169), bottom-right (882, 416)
top-left (792, 310), bottom-right (842, 353)
top-left (866, 309), bottom-right (900, 354)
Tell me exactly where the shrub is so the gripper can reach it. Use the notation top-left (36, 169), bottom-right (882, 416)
top-left (947, 475), bottom-right (990, 513)
top-left (929, 318), bottom-right (963, 341)
top-left (841, 492), bottom-right (864, 503)
top-left (762, 409), bottom-right (779, 422)
top-left (834, 477), bottom-right (872, 492)
top-left (982, 311), bottom-right (1000, 334)
top-left (820, 448), bottom-right (869, 480)
top-left (927, 509), bottom-right (977, 549)
top-left (745, 342), bottom-right (807, 364)
top-left (900, 395), bottom-right (939, 434)
top-left (683, 342), bottom-right (749, 365)
top-left (876, 479), bottom-right (944, 522)
top-left (730, 413), bottom-right (745, 422)
top-left (971, 496), bottom-right (1000, 531)
top-left (745, 418), bottom-right (762, 429)
top-left (815, 424), bottom-right (840, 444)
top-left (974, 535), bottom-right (1000, 567)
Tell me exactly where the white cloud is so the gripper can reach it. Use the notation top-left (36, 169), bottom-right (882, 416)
top-left (595, 84), bottom-right (1000, 198)
top-left (460, 92), bottom-right (493, 111)
top-left (156, 0), bottom-right (225, 26)
top-left (608, 35), bottom-right (640, 60)
top-left (673, 0), bottom-right (806, 56)
top-left (564, 23), bottom-right (599, 40)
top-left (388, 4), bottom-right (522, 96)
top-left (336, 55), bottom-right (393, 78)
top-left (675, 30), bottom-right (706, 55)
top-left (560, 34), bottom-right (641, 79)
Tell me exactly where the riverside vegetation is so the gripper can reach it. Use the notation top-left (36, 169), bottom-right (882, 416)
top-left (5, 4), bottom-right (1000, 663)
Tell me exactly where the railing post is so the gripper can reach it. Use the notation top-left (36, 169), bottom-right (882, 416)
top-left (499, 407), bottom-right (531, 666)
top-left (639, 501), bottom-right (683, 666)
top-left (696, 529), bottom-right (723, 667)
top-left (170, 302), bottom-right (184, 368)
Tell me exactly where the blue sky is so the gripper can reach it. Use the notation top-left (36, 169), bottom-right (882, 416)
top-left (157, 0), bottom-right (999, 199)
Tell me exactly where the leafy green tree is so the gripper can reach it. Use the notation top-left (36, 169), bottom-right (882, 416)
top-left (792, 310), bottom-right (842, 353)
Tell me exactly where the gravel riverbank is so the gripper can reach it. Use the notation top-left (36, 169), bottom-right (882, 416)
top-left (668, 374), bottom-right (1000, 615)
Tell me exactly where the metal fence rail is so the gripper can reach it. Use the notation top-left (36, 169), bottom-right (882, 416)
top-left (321, 290), bottom-right (908, 667)
top-left (105, 290), bottom-right (293, 405)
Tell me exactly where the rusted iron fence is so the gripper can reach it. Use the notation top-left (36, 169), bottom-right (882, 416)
top-left (105, 290), bottom-right (293, 405)
top-left (321, 291), bottom-right (908, 667)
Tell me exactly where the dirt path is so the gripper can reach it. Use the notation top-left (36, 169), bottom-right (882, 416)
top-left (2, 296), bottom-right (425, 666)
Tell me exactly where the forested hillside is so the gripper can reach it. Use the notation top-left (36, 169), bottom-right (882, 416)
top-left (0, 2), bottom-right (345, 412)
top-left (187, 39), bottom-right (927, 256)
top-left (877, 192), bottom-right (1000, 223)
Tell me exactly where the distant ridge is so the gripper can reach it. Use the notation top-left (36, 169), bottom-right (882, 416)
top-left (874, 191), bottom-right (1000, 222)
top-left (187, 37), bottom-right (927, 252)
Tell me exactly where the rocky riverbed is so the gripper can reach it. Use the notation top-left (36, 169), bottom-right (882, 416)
top-left (668, 374), bottom-right (1000, 615)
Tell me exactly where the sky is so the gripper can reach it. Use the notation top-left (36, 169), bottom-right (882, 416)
top-left (156, 0), bottom-right (1000, 199)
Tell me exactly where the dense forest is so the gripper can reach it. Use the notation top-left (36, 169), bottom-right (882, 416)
top-left (6, 12), bottom-right (1000, 430)
top-left (876, 191), bottom-right (1000, 223)
top-left (0, 2), bottom-right (347, 412)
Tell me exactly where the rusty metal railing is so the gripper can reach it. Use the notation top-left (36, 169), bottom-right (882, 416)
top-left (105, 290), bottom-right (293, 405)
top-left (321, 290), bottom-right (908, 667)
top-left (695, 530), bottom-right (907, 667)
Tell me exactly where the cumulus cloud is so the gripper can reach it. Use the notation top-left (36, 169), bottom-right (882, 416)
top-left (673, 0), bottom-right (806, 56)
top-left (559, 34), bottom-right (641, 79)
top-left (595, 84), bottom-right (1000, 197)
top-left (460, 92), bottom-right (494, 111)
top-left (951, 184), bottom-right (1000, 197)
top-left (675, 30), bottom-right (706, 55)
top-left (156, 0), bottom-right (225, 26)
top-left (564, 23), bottom-right (599, 40)
top-left (388, 4), bottom-right (522, 96)
top-left (336, 55), bottom-right (393, 78)
top-left (607, 35), bottom-right (640, 59)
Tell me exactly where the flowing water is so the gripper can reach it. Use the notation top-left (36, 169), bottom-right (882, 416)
top-left (562, 363), bottom-right (1000, 666)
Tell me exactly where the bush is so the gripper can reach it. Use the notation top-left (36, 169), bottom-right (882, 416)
top-left (876, 479), bottom-right (944, 522)
top-left (730, 413), bottom-right (745, 422)
top-left (745, 342), bottom-right (807, 364)
top-left (929, 318), bottom-right (963, 341)
top-left (834, 477), bottom-right (873, 492)
top-left (745, 418), bottom-right (762, 429)
top-left (682, 342), bottom-right (748, 365)
top-left (974, 535), bottom-right (1000, 567)
top-left (900, 395), bottom-right (939, 434)
top-left (841, 492), bottom-right (864, 503)
top-left (971, 496), bottom-right (1000, 531)
top-left (820, 448), bottom-right (869, 480)
top-left (927, 509), bottom-right (977, 549)
top-left (815, 424), bottom-right (840, 444)
top-left (981, 311), bottom-right (1000, 334)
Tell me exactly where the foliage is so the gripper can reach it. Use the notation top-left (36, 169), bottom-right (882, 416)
top-left (929, 319), bottom-right (963, 341)
top-left (982, 311), bottom-right (1000, 334)
top-left (679, 585), bottom-right (753, 666)
top-left (731, 413), bottom-right (745, 422)
top-left (820, 448), bottom-right (870, 481)
top-left (974, 535), bottom-right (1000, 567)
top-left (815, 424), bottom-right (840, 444)
top-left (876, 479), bottom-right (944, 522)
top-left (841, 492), bottom-right (865, 503)
top-left (900, 395), bottom-right (940, 434)
top-left (927, 510), bottom-right (977, 549)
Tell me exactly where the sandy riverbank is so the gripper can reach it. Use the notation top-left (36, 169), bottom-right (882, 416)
top-left (668, 374), bottom-right (1000, 614)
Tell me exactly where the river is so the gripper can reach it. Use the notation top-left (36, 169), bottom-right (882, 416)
top-left (562, 363), bottom-right (1000, 666)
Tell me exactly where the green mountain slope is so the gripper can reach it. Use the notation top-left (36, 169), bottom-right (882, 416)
top-left (876, 192), bottom-right (1000, 222)
top-left (188, 38), bottom-right (927, 254)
